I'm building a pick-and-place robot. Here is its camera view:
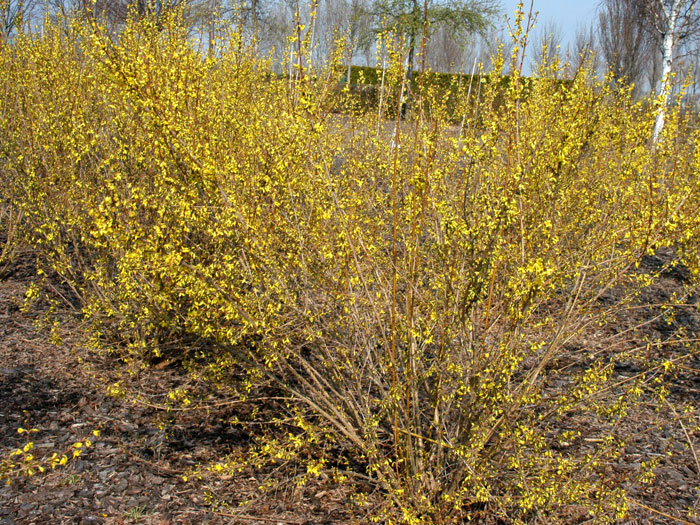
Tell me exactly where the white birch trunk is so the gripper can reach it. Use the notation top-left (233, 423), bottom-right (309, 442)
top-left (654, 0), bottom-right (683, 142)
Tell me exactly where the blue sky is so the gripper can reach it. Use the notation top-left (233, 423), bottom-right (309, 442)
top-left (499, 0), bottom-right (600, 48)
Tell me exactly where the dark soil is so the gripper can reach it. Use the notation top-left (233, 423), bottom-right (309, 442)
top-left (0, 248), bottom-right (699, 524)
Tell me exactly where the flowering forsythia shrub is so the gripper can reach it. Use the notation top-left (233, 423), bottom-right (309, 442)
top-left (2, 6), bottom-right (700, 523)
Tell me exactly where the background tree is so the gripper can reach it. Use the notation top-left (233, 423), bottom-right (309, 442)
top-left (370, 0), bottom-right (497, 81)
top-left (0, 0), bottom-right (35, 41)
top-left (626, 0), bottom-right (700, 140)
top-left (529, 20), bottom-right (562, 71)
top-left (235, 0), bottom-right (264, 29)
top-left (478, 26), bottom-right (513, 70)
top-left (425, 22), bottom-right (475, 72)
top-left (316, 0), bottom-right (373, 82)
top-left (598, 0), bottom-right (651, 97)
top-left (79, 0), bottom-right (217, 30)
top-left (567, 23), bottom-right (599, 77)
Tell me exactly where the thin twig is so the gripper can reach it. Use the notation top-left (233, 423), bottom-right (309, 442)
top-left (629, 498), bottom-right (696, 525)
top-left (131, 396), bottom-right (291, 413)
top-left (664, 398), bottom-right (700, 476)
top-left (213, 511), bottom-right (304, 524)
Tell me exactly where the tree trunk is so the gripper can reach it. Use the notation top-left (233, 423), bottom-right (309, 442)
top-left (654, 0), bottom-right (683, 142)
top-left (406, 30), bottom-right (416, 80)
top-left (401, 26), bottom-right (416, 119)
top-left (400, 0), bottom-right (418, 119)
top-left (251, 0), bottom-right (258, 32)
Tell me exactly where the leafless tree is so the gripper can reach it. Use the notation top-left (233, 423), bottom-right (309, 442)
top-left (477, 27), bottom-right (512, 71)
top-left (568, 23), bottom-right (599, 75)
top-left (598, 0), bottom-right (651, 96)
top-left (626, 0), bottom-right (700, 140)
top-left (425, 22), bottom-right (469, 72)
top-left (316, 0), bottom-right (372, 80)
top-left (75, 0), bottom-right (217, 31)
top-left (643, 41), bottom-right (663, 93)
top-left (0, 0), bottom-right (35, 41)
top-left (529, 21), bottom-right (563, 72)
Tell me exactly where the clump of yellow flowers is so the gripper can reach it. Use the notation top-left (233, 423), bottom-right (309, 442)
top-left (2, 3), bottom-right (700, 522)
top-left (1, 427), bottom-right (100, 485)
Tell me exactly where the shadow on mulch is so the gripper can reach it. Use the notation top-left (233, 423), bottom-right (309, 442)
top-left (0, 254), bottom-right (356, 525)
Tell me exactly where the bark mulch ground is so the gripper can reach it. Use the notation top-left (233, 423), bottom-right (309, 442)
top-left (0, 255), bottom-right (358, 524)
top-left (0, 250), bottom-right (699, 524)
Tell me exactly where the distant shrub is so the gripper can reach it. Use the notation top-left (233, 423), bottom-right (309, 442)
top-left (337, 63), bottom-right (546, 119)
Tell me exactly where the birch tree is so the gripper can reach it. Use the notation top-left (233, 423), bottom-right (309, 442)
top-left (628, 0), bottom-right (700, 140)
